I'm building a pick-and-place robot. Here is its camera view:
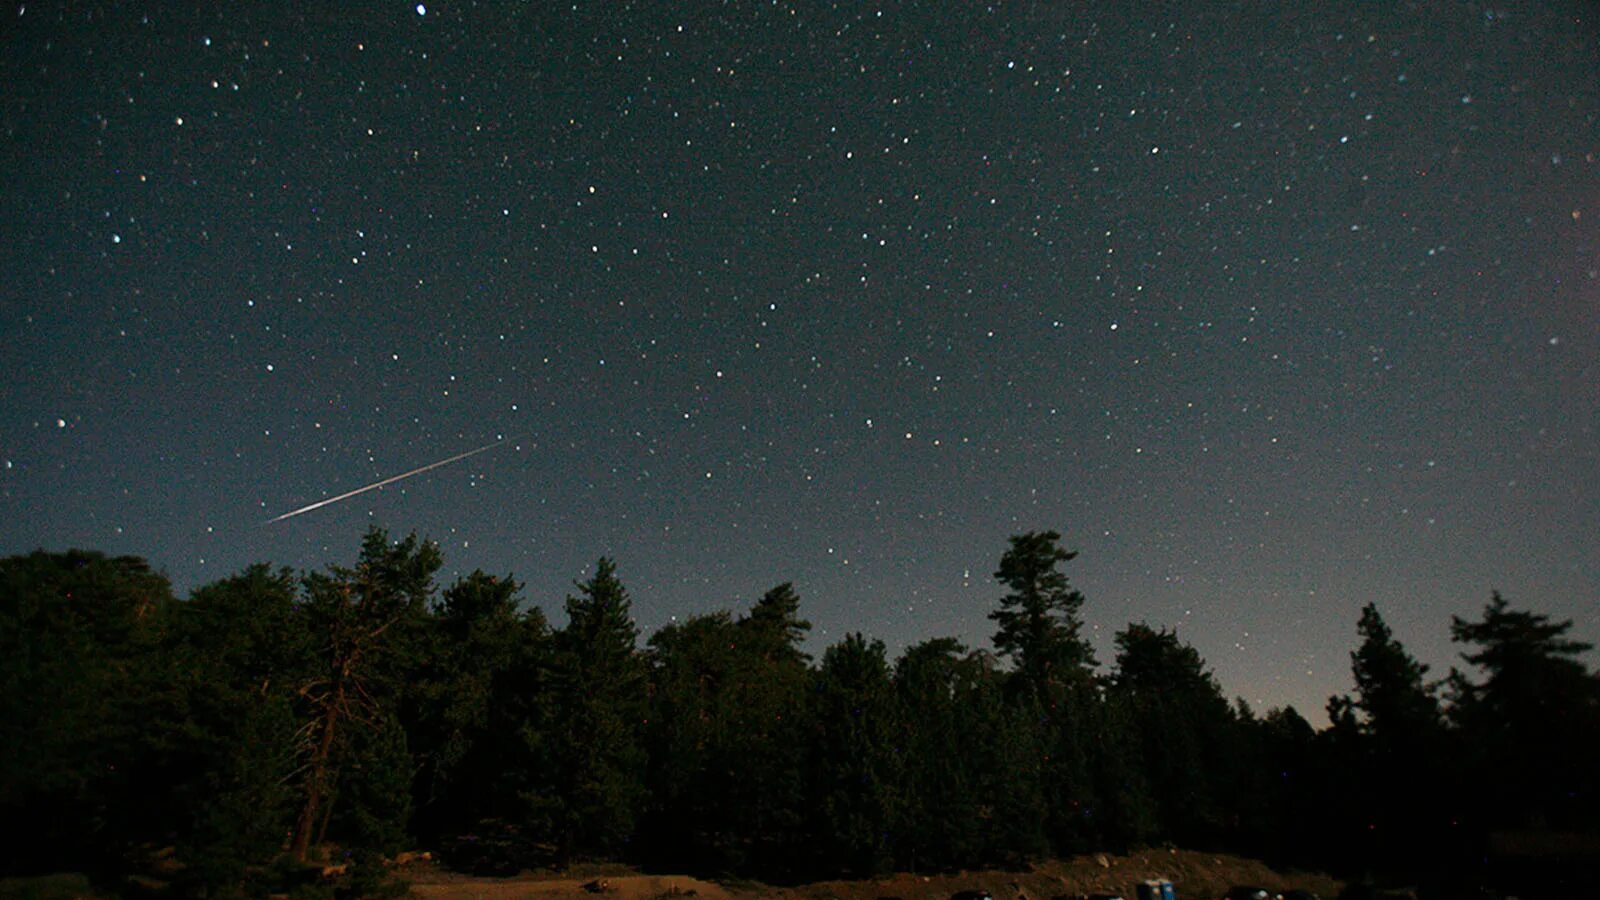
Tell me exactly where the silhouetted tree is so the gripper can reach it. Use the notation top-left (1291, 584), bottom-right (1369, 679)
top-left (165, 565), bottom-right (310, 893)
top-left (722, 584), bottom-right (813, 873)
top-left (741, 582), bottom-right (811, 665)
top-left (892, 638), bottom-right (992, 869)
top-left (0, 550), bottom-right (174, 876)
top-left (1325, 604), bottom-right (1448, 872)
top-left (809, 633), bottom-right (900, 876)
top-left (441, 596), bottom-right (557, 875)
top-left (291, 529), bottom-right (441, 860)
top-left (639, 584), bottom-right (832, 877)
top-left (989, 531), bottom-right (1096, 696)
top-left (1346, 604), bottom-right (1443, 749)
top-left (971, 654), bottom-right (1052, 863)
top-left (549, 558), bottom-right (647, 863)
top-left (408, 570), bottom-right (539, 842)
top-left (1251, 706), bottom-right (1324, 867)
top-left (1448, 592), bottom-right (1599, 832)
top-left (987, 532), bottom-right (1104, 855)
top-left (1109, 623), bottom-right (1227, 845)
top-left (642, 610), bottom-right (740, 868)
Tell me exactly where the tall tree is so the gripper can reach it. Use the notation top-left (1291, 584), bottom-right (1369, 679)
top-left (642, 611), bottom-right (740, 868)
top-left (988, 532), bottom-right (1100, 855)
top-left (165, 565), bottom-right (310, 891)
top-left (1448, 592), bottom-right (1599, 831)
top-left (892, 639), bottom-right (1050, 868)
top-left (0, 550), bottom-right (174, 875)
top-left (964, 652), bottom-right (1051, 863)
top-left (291, 529), bottom-right (441, 860)
top-left (1346, 604), bottom-right (1442, 747)
top-left (409, 570), bottom-right (536, 841)
top-left (724, 584), bottom-right (813, 872)
top-left (641, 583), bottom-right (813, 875)
top-left (1338, 604), bottom-right (1448, 869)
top-left (1250, 706), bottom-right (1324, 867)
top-left (989, 531), bottom-right (1096, 695)
top-left (1449, 592), bottom-right (1595, 724)
top-left (892, 638), bottom-right (983, 869)
top-left (440, 597), bottom-right (557, 875)
top-left (740, 581), bottom-right (811, 665)
top-left (550, 558), bottom-right (647, 862)
top-left (1109, 623), bottom-right (1228, 845)
top-left (809, 633), bottom-right (900, 876)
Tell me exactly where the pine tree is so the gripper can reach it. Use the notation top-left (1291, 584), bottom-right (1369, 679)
top-left (550, 558), bottom-right (647, 863)
top-left (291, 529), bottom-right (441, 860)
top-left (1250, 706), bottom-right (1322, 866)
top-left (892, 638), bottom-right (1053, 868)
top-left (1448, 592), bottom-right (1599, 831)
top-left (1347, 604), bottom-right (1442, 747)
top-left (167, 565), bottom-right (310, 892)
top-left (0, 550), bottom-right (175, 875)
top-left (989, 531), bottom-right (1096, 695)
top-left (641, 610), bottom-right (740, 868)
top-left (409, 570), bottom-right (531, 840)
top-left (639, 583), bottom-right (813, 875)
top-left (892, 638), bottom-right (983, 869)
top-left (1340, 604), bottom-right (1448, 868)
top-left (968, 653), bottom-right (1050, 862)
top-left (1109, 623), bottom-right (1227, 845)
top-left (809, 633), bottom-right (900, 876)
top-left (988, 532), bottom-right (1099, 855)
top-left (726, 584), bottom-right (812, 873)
top-left (740, 581), bottom-right (811, 664)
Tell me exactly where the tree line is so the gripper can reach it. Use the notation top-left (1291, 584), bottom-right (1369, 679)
top-left (1, 528), bottom-right (1595, 896)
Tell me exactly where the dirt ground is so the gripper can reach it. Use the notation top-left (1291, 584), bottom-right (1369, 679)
top-left (404, 848), bottom-right (1343, 899)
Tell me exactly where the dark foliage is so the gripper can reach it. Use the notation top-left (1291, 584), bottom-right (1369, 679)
top-left (2, 532), bottom-right (1595, 895)
top-left (0, 550), bottom-right (175, 877)
top-left (548, 558), bottom-right (648, 863)
top-left (639, 583), bottom-right (811, 876)
top-left (1447, 593), bottom-right (1600, 833)
top-left (989, 530), bottom-right (1096, 696)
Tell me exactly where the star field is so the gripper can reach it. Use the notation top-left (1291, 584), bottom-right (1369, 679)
top-left (3, 1), bottom-right (1597, 721)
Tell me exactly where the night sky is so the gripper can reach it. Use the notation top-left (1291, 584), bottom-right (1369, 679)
top-left (4, 1), bottom-right (1597, 721)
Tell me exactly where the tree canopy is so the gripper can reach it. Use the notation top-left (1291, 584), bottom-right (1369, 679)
top-left (1, 533), bottom-right (1595, 897)
top-left (988, 530), bottom-right (1096, 695)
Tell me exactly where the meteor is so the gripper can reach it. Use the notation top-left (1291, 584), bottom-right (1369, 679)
top-left (264, 440), bottom-right (503, 524)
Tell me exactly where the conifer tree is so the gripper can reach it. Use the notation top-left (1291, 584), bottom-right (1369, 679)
top-left (810, 633), bottom-right (900, 876)
top-left (988, 532), bottom-right (1099, 855)
top-left (989, 531), bottom-right (1096, 695)
top-left (1449, 592), bottom-right (1599, 831)
top-left (550, 558), bottom-right (647, 862)
top-left (727, 584), bottom-right (812, 872)
top-left (0, 551), bottom-right (175, 875)
top-left (291, 529), bottom-right (441, 860)
top-left (1326, 604), bottom-right (1447, 873)
top-left (642, 610), bottom-right (740, 868)
top-left (892, 638), bottom-right (984, 869)
top-left (409, 570), bottom-right (533, 841)
top-left (1109, 623), bottom-right (1227, 845)
top-left (167, 565), bottom-right (309, 891)
top-left (640, 583), bottom-right (812, 874)
top-left (1347, 604), bottom-right (1442, 747)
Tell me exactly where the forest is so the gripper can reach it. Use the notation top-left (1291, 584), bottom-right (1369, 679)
top-left (1, 528), bottom-right (1596, 897)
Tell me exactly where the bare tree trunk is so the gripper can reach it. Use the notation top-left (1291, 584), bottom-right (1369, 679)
top-left (292, 683), bottom-right (344, 860)
top-left (315, 777), bottom-right (339, 846)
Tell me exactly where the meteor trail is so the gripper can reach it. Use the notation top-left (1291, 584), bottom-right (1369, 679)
top-left (264, 440), bottom-right (503, 524)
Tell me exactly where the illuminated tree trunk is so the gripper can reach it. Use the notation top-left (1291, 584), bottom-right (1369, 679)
top-left (292, 681), bottom-right (344, 860)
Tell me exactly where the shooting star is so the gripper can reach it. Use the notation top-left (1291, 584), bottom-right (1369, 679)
top-left (264, 440), bottom-right (503, 524)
